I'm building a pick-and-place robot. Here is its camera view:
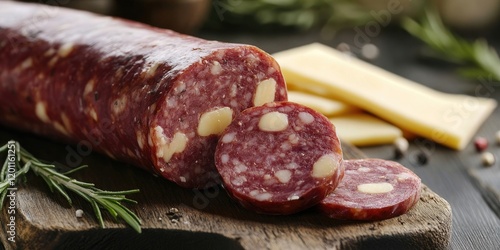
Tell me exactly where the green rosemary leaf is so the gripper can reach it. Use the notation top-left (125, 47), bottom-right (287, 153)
top-left (48, 177), bottom-right (73, 205)
top-left (68, 179), bottom-right (95, 189)
top-left (62, 165), bottom-right (88, 175)
top-left (207, 0), bottom-right (371, 31)
top-left (94, 189), bottom-right (140, 196)
top-left (401, 9), bottom-right (500, 82)
top-left (90, 200), bottom-right (105, 229)
top-left (0, 189), bottom-right (8, 211)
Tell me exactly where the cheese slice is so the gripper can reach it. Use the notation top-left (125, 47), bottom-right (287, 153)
top-left (287, 91), bottom-right (358, 117)
top-left (330, 113), bottom-right (402, 146)
top-left (274, 43), bottom-right (497, 150)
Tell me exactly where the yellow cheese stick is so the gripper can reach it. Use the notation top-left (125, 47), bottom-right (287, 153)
top-left (288, 91), bottom-right (358, 117)
top-left (274, 43), bottom-right (497, 150)
top-left (330, 113), bottom-right (402, 146)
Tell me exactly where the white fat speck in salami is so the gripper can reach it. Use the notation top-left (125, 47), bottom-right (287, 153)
top-left (312, 153), bottom-right (339, 178)
top-left (19, 58), bottom-right (33, 70)
top-left (357, 167), bottom-right (371, 172)
top-left (35, 102), bottom-right (50, 123)
top-left (53, 122), bottom-right (68, 135)
top-left (221, 132), bottom-right (236, 143)
top-left (288, 134), bottom-right (299, 144)
top-left (255, 192), bottom-right (272, 201)
top-left (253, 78), bottom-right (277, 106)
top-left (298, 112), bottom-right (314, 124)
top-left (58, 43), bottom-right (74, 57)
top-left (274, 169), bottom-right (292, 183)
top-left (137, 131), bottom-right (145, 150)
top-left (89, 108), bottom-right (98, 121)
top-left (144, 63), bottom-right (159, 78)
top-left (258, 111), bottom-right (288, 132)
top-left (112, 96), bottom-right (128, 115)
top-left (318, 159), bottom-right (421, 221)
top-left (84, 79), bottom-right (95, 96)
top-left (154, 127), bottom-right (188, 162)
top-left (60, 113), bottom-right (72, 133)
top-left (211, 61), bottom-right (223, 75)
top-left (215, 101), bottom-right (343, 215)
top-left (221, 154), bottom-right (229, 164)
top-left (357, 182), bottom-right (394, 194)
top-left (44, 48), bottom-right (55, 57)
top-left (197, 107), bottom-right (233, 136)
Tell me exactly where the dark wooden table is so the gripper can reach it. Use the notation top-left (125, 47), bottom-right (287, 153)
top-left (197, 27), bottom-right (500, 250)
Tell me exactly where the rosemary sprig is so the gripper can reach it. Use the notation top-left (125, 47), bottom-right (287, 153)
top-left (401, 9), bottom-right (500, 81)
top-left (0, 141), bottom-right (142, 233)
top-left (208, 0), bottom-right (372, 31)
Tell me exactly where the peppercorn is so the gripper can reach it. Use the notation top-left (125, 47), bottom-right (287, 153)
top-left (361, 43), bottom-right (380, 60)
top-left (416, 151), bottom-right (429, 165)
top-left (75, 209), bottom-right (84, 218)
top-left (474, 136), bottom-right (489, 152)
top-left (481, 152), bottom-right (495, 167)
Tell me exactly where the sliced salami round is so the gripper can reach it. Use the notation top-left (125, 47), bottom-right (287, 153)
top-left (215, 102), bottom-right (344, 215)
top-left (318, 159), bottom-right (421, 220)
top-left (0, 2), bottom-right (287, 188)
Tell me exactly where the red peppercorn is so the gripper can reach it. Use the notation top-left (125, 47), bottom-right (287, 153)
top-left (474, 137), bottom-right (489, 152)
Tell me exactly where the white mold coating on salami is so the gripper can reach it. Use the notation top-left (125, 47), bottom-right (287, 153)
top-left (0, 1), bottom-right (287, 188)
top-left (318, 159), bottom-right (421, 221)
top-left (215, 102), bottom-right (344, 215)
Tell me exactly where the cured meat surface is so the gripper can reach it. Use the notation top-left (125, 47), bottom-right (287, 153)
top-left (318, 159), bottom-right (421, 220)
top-left (0, 1), bottom-right (287, 188)
top-left (215, 102), bottom-right (344, 214)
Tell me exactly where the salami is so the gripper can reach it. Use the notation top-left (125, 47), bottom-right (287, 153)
top-left (215, 102), bottom-right (344, 214)
top-left (318, 159), bottom-right (421, 220)
top-left (0, 2), bottom-right (287, 188)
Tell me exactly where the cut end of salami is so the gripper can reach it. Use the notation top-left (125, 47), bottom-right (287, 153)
top-left (318, 159), bottom-right (421, 221)
top-left (149, 45), bottom-right (287, 188)
top-left (215, 102), bottom-right (344, 215)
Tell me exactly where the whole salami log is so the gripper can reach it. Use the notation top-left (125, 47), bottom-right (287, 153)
top-left (0, 1), bottom-right (287, 188)
top-left (215, 102), bottom-right (344, 214)
top-left (318, 159), bottom-right (421, 220)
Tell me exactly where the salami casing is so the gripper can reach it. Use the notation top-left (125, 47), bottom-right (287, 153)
top-left (0, 2), bottom-right (287, 188)
top-left (215, 102), bottom-right (344, 214)
top-left (318, 159), bottom-right (421, 220)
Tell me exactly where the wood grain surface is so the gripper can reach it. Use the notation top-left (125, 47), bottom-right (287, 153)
top-left (0, 129), bottom-right (451, 250)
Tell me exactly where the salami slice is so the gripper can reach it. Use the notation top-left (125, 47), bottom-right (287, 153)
top-left (0, 2), bottom-right (287, 188)
top-left (318, 159), bottom-right (421, 220)
top-left (215, 102), bottom-right (344, 214)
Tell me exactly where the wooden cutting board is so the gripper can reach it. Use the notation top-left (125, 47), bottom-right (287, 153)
top-left (0, 129), bottom-right (451, 250)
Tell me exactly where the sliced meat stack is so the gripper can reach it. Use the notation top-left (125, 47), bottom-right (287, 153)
top-left (215, 102), bottom-right (344, 214)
